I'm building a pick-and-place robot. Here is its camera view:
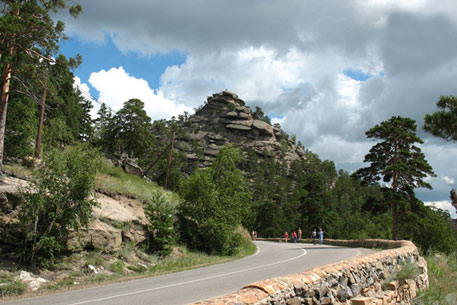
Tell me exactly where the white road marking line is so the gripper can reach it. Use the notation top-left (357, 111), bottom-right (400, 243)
top-left (67, 246), bottom-right (306, 305)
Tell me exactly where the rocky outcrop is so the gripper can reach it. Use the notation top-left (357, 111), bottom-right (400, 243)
top-left (114, 154), bottom-right (144, 177)
top-left (169, 91), bottom-right (306, 172)
top-left (68, 192), bottom-right (147, 252)
top-left (0, 175), bottom-right (148, 253)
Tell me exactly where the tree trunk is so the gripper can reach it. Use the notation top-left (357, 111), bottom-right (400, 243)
top-left (35, 80), bottom-right (48, 159)
top-left (392, 140), bottom-right (399, 241)
top-left (164, 132), bottom-right (175, 190)
top-left (0, 8), bottom-right (18, 173)
top-left (392, 173), bottom-right (398, 241)
top-left (0, 62), bottom-right (12, 173)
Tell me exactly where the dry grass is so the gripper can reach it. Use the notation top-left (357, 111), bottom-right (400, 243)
top-left (415, 253), bottom-right (457, 305)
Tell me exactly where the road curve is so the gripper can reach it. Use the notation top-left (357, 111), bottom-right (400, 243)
top-left (2, 241), bottom-right (372, 305)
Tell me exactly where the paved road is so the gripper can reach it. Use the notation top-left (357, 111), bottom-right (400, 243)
top-left (2, 241), bottom-right (372, 305)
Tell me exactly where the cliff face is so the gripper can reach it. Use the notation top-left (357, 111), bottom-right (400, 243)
top-left (172, 91), bottom-right (306, 171)
top-left (0, 175), bottom-right (147, 253)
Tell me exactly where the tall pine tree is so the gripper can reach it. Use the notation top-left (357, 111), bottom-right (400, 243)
top-left (353, 116), bottom-right (435, 240)
top-left (0, 0), bottom-right (82, 171)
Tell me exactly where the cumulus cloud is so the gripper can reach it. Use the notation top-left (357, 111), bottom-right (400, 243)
top-left (425, 201), bottom-right (457, 219)
top-left (444, 176), bottom-right (455, 185)
top-left (88, 67), bottom-right (192, 121)
top-left (73, 76), bottom-right (99, 118)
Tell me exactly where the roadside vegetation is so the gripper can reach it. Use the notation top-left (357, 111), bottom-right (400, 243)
top-left (415, 252), bottom-right (457, 305)
top-left (0, 149), bottom-right (256, 298)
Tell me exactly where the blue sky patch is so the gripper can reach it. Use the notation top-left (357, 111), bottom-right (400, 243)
top-left (269, 113), bottom-right (284, 120)
top-left (59, 35), bottom-right (187, 96)
top-left (343, 69), bottom-right (373, 81)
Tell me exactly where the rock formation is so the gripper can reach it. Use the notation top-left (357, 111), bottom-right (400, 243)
top-left (0, 176), bottom-right (147, 253)
top-left (169, 91), bottom-right (306, 172)
top-left (114, 153), bottom-right (144, 177)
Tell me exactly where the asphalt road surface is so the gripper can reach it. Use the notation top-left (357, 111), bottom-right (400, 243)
top-left (2, 241), bottom-right (373, 305)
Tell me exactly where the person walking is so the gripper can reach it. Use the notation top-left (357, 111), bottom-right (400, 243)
top-left (284, 231), bottom-right (289, 243)
top-left (298, 228), bottom-right (302, 240)
top-left (311, 229), bottom-right (317, 245)
top-left (318, 227), bottom-right (324, 245)
top-left (292, 231), bottom-right (297, 243)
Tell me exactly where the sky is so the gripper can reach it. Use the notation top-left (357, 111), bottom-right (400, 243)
top-left (57, 0), bottom-right (457, 218)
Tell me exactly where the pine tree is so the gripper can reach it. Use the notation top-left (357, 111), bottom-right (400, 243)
top-left (93, 103), bottom-right (113, 151)
top-left (423, 95), bottom-right (457, 142)
top-left (111, 99), bottom-right (153, 159)
top-left (353, 116), bottom-right (435, 240)
top-left (0, 0), bottom-right (82, 171)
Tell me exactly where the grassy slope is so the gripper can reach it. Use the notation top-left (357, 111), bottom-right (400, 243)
top-left (415, 253), bottom-right (457, 305)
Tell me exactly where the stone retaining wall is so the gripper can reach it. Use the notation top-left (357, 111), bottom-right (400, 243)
top-left (190, 239), bottom-right (428, 305)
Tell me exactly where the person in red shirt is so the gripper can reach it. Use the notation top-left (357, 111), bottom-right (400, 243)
top-left (284, 232), bottom-right (289, 243)
top-left (292, 231), bottom-right (297, 243)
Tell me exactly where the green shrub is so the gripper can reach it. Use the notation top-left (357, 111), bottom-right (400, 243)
top-left (86, 251), bottom-right (104, 267)
top-left (46, 276), bottom-right (76, 290)
top-left (117, 242), bottom-right (137, 262)
top-left (383, 262), bottom-right (421, 290)
top-left (99, 159), bottom-right (124, 177)
top-left (399, 203), bottom-right (457, 254)
top-left (19, 144), bottom-right (101, 265)
top-left (178, 145), bottom-right (251, 256)
top-left (145, 192), bottom-right (178, 257)
top-left (109, 261), bottom-right (125, 275)
top-left (0, 273), bottom-right (26, 297)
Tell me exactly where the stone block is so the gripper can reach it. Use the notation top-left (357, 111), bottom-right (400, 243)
top-left (386, 281), bottom-right (398, 291)
top-left (286, 299), bottom-right (301, 305)
top-left (226, 123), bottom-right (252, 130)
top-left (351, 297), bottom-right (372, 305)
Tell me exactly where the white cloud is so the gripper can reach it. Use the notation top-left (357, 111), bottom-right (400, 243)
top-left (307, 136), bottom-right (371, 165)
top-left (159, 47), bottom-right (309, 108)
top-left (271, 116), bottom-right (286, 127)
top-left (88, 67), bottom-right (192, 121)
top-left (364, 0), bottom-right (427, 11)
top-left (444, 176), bottom-right (455, 185)
top-left (73, 76), bottom-right (99, 118)
top-left (425, 200), bottom-right (457, 219)
top-left (73, 76), bottom-right (90, 94)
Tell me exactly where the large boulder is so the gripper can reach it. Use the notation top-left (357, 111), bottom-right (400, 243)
top-left (69, 219), bottom-right (122, 252)
top-left (70, 192), bottom-right (148, 250)
top-left (115, 154), bottom-right (143, 177)
top-left (252, 120), bottom-right (274, 137)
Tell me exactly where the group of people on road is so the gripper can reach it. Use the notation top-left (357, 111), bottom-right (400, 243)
top-left (284, 227), bottom-right (324, 244)
top-left (252, 227), bottom-right (324, 245)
